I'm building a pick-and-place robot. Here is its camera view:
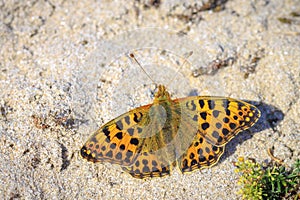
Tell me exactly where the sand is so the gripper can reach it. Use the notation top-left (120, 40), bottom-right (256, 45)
top-left (1, 0), bottom-right (299, 199)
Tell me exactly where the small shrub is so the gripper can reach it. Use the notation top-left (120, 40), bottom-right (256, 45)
top-left (234, 157), bottom-right (300, 199)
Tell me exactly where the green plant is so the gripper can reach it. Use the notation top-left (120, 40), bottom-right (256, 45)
top-left (234, 157), bottom-right (300, 200)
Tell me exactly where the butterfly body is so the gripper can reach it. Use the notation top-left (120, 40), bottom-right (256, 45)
top-left (81, 85), bottom-right (260, 178)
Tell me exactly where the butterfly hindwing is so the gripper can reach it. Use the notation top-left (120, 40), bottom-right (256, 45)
top-left (121, 151), bottom-right (173, 178)
top-left (178, 133), bottom-right (224, 173)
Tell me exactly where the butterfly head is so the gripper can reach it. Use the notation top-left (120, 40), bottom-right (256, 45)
top-left (154, 85), bottom-right (172, 103)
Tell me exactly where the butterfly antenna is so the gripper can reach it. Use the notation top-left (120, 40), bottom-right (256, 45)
top-left (166, 51), bottom-right (193, 86)
top-left (129, 53), bottom-right (156, 86)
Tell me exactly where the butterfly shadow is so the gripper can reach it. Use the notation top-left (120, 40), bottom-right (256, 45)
top-left (217, 100), bottom-right (284, 164)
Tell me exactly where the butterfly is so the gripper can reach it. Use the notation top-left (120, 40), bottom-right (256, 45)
top-left (80, 84), bottom-right (260, 179)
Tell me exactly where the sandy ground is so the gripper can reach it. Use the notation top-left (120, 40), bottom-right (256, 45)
top-left (0, 0), bottom-right (299, 199)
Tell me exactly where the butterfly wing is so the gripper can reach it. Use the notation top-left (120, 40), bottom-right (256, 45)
top-left (178, 133), bottom-right (225, 173)
top-left (175, 96), bottom-right (260, 173)
top-left (81, 101), bottom-right (178, 178)
top-left (177, 97), bottom-right (260, 146)
top-left (80, 104), bottom-right (151, 166)
top-left (121, 152), bottom-right (173, 178)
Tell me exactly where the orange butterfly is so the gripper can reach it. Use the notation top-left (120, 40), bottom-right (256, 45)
top-left (81, 84), bottom-right (260, 178)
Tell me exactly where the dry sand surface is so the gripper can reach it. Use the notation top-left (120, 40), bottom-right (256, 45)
top-left (0, 0), bottom-right (299, 199)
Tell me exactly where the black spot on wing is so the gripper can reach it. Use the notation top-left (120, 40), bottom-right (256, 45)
top-left (133, 112), bottom-right (143, 123)
top-left (116, 120), bottom-right (123, 130)
top-left (130, 138), bottom-right (139, 146)
top-left (222, 99), bottom-right (230, 109)
top-left (199, 100), bottom-right (205, 108)
top-left (200, 112), bottom-right (207, 120)
top-left (208, 100), bottom-right (215, 109)
top-left (201, 122), bottom-right (210, 130)
top-left (213, 110), bottom-right (220, 118)
top-left (124, 116), bottom-right (130, 125)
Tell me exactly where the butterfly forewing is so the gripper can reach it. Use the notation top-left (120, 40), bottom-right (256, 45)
top-left (177, 97), bottom-right (261, 147)
top-left (80, 105), bottom-right (151, 166)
